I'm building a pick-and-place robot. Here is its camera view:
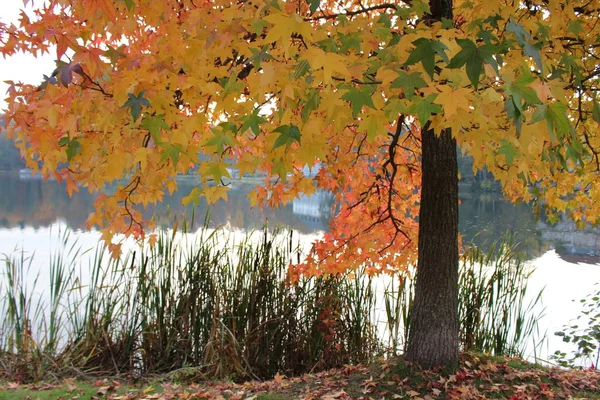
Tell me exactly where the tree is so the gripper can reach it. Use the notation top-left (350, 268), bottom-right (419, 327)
top-left (2, 0), bottom-right (600, 368)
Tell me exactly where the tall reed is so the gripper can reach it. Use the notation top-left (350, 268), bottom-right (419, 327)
top-left (0, 226), bottom-right (381, 381)
top-left (381, 233), bottom-right (545, 358)
top-left (0, 226), bottom-right (544, 382)
top-left (458, 234), bottom-right (545, 357)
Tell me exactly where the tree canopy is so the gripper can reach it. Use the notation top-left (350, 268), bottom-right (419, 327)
top-left (2, 0), bottom-right (599, 270)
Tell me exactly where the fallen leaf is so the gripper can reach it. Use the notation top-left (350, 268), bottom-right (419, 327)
top-left (274, 372), bottom-right (286, 384)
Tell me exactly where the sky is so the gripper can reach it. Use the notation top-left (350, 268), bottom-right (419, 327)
top-left (0, 0), bottom-right (56, 111)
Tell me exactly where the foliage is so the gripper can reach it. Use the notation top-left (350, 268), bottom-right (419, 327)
top-left (2, 353), bottom-right (600, 399)
top-left (2, 0), bottom-right (599, 276)
top-left (552, 284), bottom-right (600, 370)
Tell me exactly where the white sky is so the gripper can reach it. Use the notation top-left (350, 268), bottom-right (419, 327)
top-left (0, 0), bottom-right (56, 111)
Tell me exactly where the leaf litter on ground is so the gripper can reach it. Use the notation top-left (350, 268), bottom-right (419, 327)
top-left (1, 353), bottom-right (600, 399)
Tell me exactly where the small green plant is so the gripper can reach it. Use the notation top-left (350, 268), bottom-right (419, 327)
top-left (552, 284), bottom-right (600, 370)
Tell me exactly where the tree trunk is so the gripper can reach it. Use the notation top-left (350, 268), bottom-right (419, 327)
top-left (404, 0), bottom-right (458, 370)
top-left (405, 123), bottom-right (459, 368)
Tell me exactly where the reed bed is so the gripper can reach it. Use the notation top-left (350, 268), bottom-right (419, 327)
top-left (458, 234), bottom-right (545, 357)
top-left (0, 227), bottom-right (544, 382)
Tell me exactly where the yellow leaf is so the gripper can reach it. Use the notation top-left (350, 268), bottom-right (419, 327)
top-left (134, 148), bottom-right (149, 170)
top-left (47, 106), bottom-right (58, 128)
top-left (302, 48), bottom-right (350, 85)
top-left (166, 179), bottom-right (178, 195)
top-left (375, 68), bottom-right (398, 87)
top-left (273, 372), bottom-right (286, 383)
top-left (236, 152), bottom-right (260, 178)
top-left (297, 177), bottom-right (316, 196)
top-left (247, 190), bottom-right (259, 208)
top-left (481, 87), bottom-right (503, 104)
top-left (203, 185), bottom-right (229, 204)
top-left (433, 86), bottom-right (471, 119)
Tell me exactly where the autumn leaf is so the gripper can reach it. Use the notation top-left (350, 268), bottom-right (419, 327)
top-left (203, 185), bottom-right (229, 203)
top-left (433, 86), bottom-right (471, 119)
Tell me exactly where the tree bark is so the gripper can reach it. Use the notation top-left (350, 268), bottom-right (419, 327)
top-left (405, 125), bottom-right (459, 368)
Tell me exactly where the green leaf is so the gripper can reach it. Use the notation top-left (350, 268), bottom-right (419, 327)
top-left (251, 20), bottom-right (269, 35)
top-left (103, 45), bottom-right (127, 65)
top-left (160, 143), bottom-right (184, 165)
top-left (447, 39), bottom-right (484, 88)
top-left (498, 139), bottom-right (517, 165)
top-left (567, 20), bottom-right (585, 36)
top-left (341, 86), bottom-right (376, 116)
top-left (220, 75), bottom-right (245, 96)
top-left (410, 0), bottom-right (430, 18)
top-left (248, 45), bottom-right (273, 68)
top-left (592, 101), bottom-right (600, 124)
top-left (338, 32), bottom-right (362, 53)
top-left (240, 110), bottom-right (266, 135)
top-left (530, 102), bottom-right (572, 140)
top-left (547, 102), bottom-right (571, 138)
top-left (293, 59), bottom-right (311, 79)
top-left (523, 41), bottom-right (543, 72)
top-left (301, 90), bottom-right (321, 123)
top-left (530, 104), bottom-right (547, 125)
top-left (120, 0), bottom-right (134, 11)
top-left (447, 39), bottom-right (502, 87)
top-left (59, 135), bottom-right (82, 161)
top-left (121, 91), bottom-right (151, 122)
top-left (405, 38), bottom-right (449, 79)
top-left (206, 162), bottom-right (230, 182)
top-left (206, 127), bottom-right (236, 153)
top-left (506, 19), bottom-right (531, 45)
top-left (182, 187), bottom-right (202, 206)
top-left (409, 94), bottom-right (442, 127)
top-left (390, 71), bottom-right (427, 98)
top-left (505, 72), bottom-right (541, 111)
top-left (504, 96), bottom-right (523, 136)
top-left (272, 124), bottom-right (301, 149)
top-left (307, 0), bottom-right (320, 14)
top-left (142, 114), bottom-right (170, 141)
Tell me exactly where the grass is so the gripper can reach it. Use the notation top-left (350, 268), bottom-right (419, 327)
top-left (0, 381), bottom-right (125, 400)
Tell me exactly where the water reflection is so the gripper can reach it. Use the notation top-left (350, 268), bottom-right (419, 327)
top-left (0, 173), bottom-right (599, 262)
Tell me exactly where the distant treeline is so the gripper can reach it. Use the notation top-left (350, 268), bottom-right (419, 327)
top-left (0, 118), bottom-right (26, 171)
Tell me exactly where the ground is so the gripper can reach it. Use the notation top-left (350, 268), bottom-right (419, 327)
top-left (1, 353), bottom-right (599, 399)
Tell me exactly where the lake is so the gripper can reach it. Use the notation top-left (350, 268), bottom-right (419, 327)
top-left (1, 173), bottom-right (600, 365)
